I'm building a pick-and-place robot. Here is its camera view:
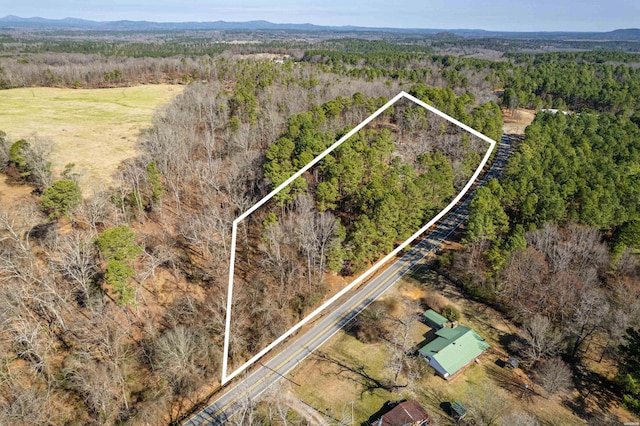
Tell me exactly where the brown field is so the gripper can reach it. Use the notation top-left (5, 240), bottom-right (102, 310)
top-left (0, 85), bottom-right (184, 194)
top-left (503, 108), bottom-right (536, 135)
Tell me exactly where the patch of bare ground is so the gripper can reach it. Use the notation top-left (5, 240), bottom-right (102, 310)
top-left (0, 174), bottom-right (34, 206)
top-left (229, 53), bottom-right (291, 61)
top-left (502, 107), bottom-right (536, 135)
top-left (280, 386), bottom-right (329, 426)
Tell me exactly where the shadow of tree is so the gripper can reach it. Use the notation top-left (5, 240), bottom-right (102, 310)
top-left (408, 328), bottom-right (439, 354)
top-left (497, 332), bottom-right (521, 351)
top-left (415, 388), bottom-right (457, 425)
top-left (360, 400), bottom-right (405, 426)
top-left (313, 351), bottom-right (397, 396)
top-left (485, 362), bottom-right (539, 402)
top-left (562, 363), bottom-right (621, 423)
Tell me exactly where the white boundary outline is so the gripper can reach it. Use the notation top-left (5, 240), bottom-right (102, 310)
top-left (221, 91), bottom-right (496, 385)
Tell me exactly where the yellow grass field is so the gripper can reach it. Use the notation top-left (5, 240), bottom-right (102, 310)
top-left (0, 85), bottom-right (184, 193)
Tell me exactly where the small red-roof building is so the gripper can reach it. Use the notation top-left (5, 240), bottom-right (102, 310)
top-left (374, 400), bottom-right (430, 426)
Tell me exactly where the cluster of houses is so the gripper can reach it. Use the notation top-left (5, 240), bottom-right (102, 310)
top-left (370, 308), bottom-right (488, 425)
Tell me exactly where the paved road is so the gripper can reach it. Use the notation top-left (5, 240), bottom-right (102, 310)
top-left (184, 135), bottom-right (512, 426)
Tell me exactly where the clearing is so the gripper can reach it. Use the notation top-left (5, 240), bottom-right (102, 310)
top-left (0, 85), bottom-right (184, 194)
top-left (502, 108), bottom-right (535, 135)
top-left (0, 173), bottom-right (33, 205)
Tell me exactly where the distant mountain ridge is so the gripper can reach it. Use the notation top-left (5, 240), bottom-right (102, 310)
top-left (1, 15), bottom-right (639, 40)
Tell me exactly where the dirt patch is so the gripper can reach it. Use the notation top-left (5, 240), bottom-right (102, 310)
top-left (325, 273), bottom-right (349, 295)
top-left (502, 108), bottom-right (536, 135)
top-left (0, 174), bottom-right (34, 206)
top-left (281, 388), bottom-right (330, 425)
top-left (398, 281), bottom-right (427, 301)
top-left (0, 85), bottom-right (184, 195)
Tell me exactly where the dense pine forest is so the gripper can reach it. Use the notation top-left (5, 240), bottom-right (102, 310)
top-left (0, 26), bottom-right (639, 425)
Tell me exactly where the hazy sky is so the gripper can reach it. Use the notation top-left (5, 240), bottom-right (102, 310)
top-left (1, 0), bottom-right (638, 32)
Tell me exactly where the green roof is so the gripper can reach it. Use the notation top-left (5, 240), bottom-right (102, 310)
top-left (418, 325), bottom-right (489, 376)
top-left (422, 309), bottom-right (448, 329)
top-left (451, 402), bottom-right (467, 418)
top-left (434, 326), bottom-right (467, 340)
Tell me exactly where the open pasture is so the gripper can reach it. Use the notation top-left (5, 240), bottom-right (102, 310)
top-left (0, 85), bottom-right (183, 193)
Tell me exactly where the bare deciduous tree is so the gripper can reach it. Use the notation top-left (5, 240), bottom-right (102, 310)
top-left (153, 325), bottom-right (203, 396)
top-left (538, 357), bottom-right (572, 396)
top-left (569, 288), bottom-right (609, 359)
top-left (23, 135), bottom-right (53, 188)
top-left (519, 314), bottom-right (564, 367)
top-left (466, 379), bottom-right (510, 426)
top-left (63, 351), bottom-right (126, 423)
top-left (55, 231), bottom-right (98, 308)
top-left (0, 372), bottom-right (54, 426)
top-left (387, 300), bottom-right (420, 386)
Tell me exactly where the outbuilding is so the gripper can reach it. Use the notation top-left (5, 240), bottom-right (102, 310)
top-left (422, 309), bottom-right (448, 330)
top-left (374, 400), bottom-right (430, 426)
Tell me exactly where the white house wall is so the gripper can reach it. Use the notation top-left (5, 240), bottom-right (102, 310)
top-left (427, 357), bottom-right (450, 379)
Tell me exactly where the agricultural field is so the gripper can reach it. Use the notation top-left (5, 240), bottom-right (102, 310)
top-left (0, 85), bottom-right (183, 193)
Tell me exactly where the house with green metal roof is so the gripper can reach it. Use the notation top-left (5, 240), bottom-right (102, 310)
top-left (418, 324), bottom-right (489, 380)
top-left (422, 309), bottom-right (448, 330)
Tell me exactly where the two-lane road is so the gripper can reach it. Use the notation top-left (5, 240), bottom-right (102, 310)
top-left (185, 134), bottom-right (512, 426)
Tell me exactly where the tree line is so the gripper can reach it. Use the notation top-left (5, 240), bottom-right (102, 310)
top-left (499, 60), bottom-right (640, 113)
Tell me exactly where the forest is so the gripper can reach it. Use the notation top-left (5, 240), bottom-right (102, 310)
top-left (453, 69), bottom-right (640, 423)
top-left (0, 27), bottom-right (639, 425)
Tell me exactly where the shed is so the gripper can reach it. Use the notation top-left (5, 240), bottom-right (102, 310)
top-left (422, 309), bottom-right (448, 330)
top-left (506, 357), bottom-right (519, 369)
top-left (450, 402), bottom-right (467, 420)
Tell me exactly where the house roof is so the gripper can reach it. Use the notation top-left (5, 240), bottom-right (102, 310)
top-left (422, 309), bottom-right (448, 329)
top-left (418, 325), bottom-right (489, 376)
top-left (376, 400), bottom-right (430, 426)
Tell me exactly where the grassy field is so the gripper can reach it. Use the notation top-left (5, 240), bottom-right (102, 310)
top-left (0, 85), bottom-right (184, 193)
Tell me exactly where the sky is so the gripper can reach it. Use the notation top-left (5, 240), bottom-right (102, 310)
top-left (0, 0), bottom-right (638, 32)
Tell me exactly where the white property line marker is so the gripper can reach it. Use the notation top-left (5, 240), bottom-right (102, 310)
top-left (221, 91), bottom-right (497, 385)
